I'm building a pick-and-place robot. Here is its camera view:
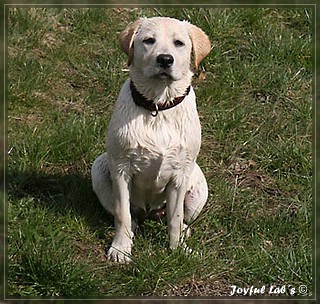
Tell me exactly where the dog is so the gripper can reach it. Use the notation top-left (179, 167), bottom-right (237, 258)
top-left (91, 17), bottom-right (211, 263)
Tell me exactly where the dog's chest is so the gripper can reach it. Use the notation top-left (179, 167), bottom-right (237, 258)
top-left (133, 126), bottom-right (198, 191)
top-left (108, 105), bottom-right (201, 189)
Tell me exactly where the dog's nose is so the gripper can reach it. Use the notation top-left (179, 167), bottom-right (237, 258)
top-left (157, 54), bottom-right (174, 69)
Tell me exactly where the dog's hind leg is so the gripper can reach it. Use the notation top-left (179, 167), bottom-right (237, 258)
top-left (91, 153), bottom-right (115, 216)
top-left (178, 163), bottom-right (207, 255)
top-left (184, 163), bottom-right (208, 224)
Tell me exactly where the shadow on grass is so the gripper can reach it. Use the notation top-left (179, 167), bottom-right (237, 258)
top-left (8, 169), bottom-right (114, 237)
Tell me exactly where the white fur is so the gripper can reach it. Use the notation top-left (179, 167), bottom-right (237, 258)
top-left (91, 17), bottom-right (210, 263)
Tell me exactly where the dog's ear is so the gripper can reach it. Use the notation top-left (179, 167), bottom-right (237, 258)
top-left (119, 19), bottom-right (142, 66)
top-left (186, 23), bottom-right (211, 71)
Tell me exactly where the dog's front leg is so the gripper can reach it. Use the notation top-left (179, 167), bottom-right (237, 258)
top-left (108, 174), bottom-right (133, 263)
top-left (166, 181), bottom-right (188, 249)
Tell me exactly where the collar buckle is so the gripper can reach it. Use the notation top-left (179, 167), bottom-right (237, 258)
top-left (150, 104), bottom-right (159, 117)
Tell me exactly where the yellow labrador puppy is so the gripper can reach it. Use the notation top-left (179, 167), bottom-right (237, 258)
top-left (92, 17), bottom-right (211, 263)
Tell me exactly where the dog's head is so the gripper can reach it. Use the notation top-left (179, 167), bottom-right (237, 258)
top-left (119, 17), bottom-right (211, 82)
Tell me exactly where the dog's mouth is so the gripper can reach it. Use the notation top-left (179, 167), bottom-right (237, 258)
top-left (154, 71), bottom-right (174, 80)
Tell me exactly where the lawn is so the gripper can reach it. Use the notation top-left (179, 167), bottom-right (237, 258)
top-left (6, 7), bottom-right (313, 298)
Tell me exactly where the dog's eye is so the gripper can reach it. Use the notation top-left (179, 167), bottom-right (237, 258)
top-left (143, 38), bottom-right (155, 45)
top-left (174, 40), bottom-right (185, 47)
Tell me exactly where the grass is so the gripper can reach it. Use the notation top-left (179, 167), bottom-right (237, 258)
top-left (6, 7), bottom-right (313, 298)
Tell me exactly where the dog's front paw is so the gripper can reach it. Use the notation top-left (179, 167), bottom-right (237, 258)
top-left (107, 246), bottom-right (132, 263)
top-left (107, 242), bottom-right (132, 264)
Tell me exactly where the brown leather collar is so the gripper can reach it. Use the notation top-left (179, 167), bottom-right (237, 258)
top-left (130, 81), bottom-right (191, 117)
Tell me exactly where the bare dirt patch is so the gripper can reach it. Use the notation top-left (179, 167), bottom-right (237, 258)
top-left (162, 278), bottom-right (231, 296)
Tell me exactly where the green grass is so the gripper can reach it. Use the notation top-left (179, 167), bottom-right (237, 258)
top-left (7, 7), bottom-right (313, 298)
